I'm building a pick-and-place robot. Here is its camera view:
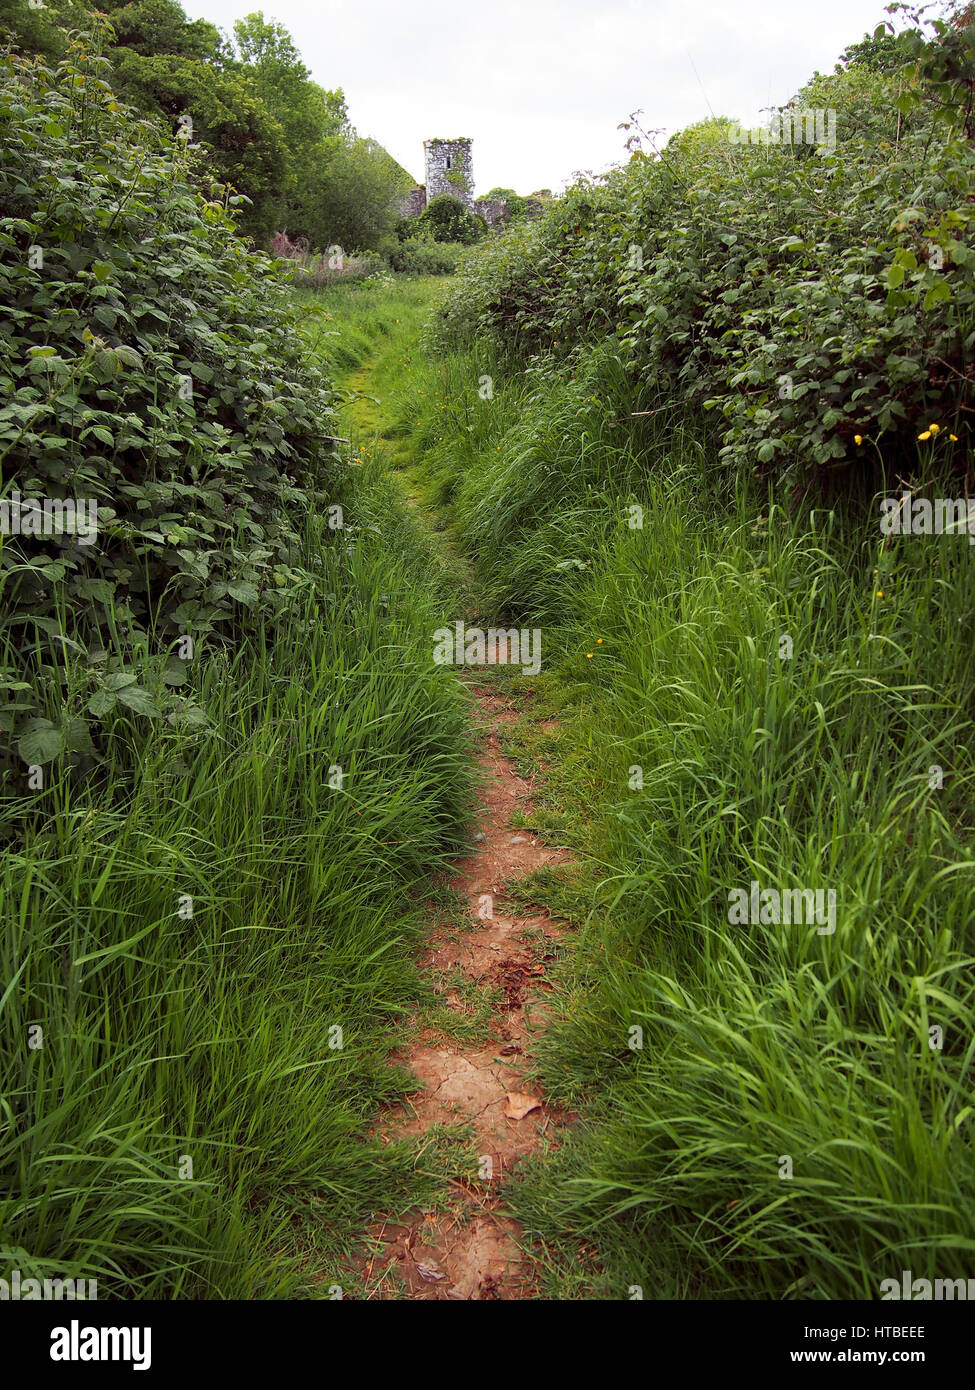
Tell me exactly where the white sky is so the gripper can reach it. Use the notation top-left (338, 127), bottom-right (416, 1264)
top-left (181, 0), bottom-right (893, 195)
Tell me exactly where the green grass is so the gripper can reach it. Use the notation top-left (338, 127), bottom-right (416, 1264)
top-left (0, 284), bottom-right (478, 1298)
top-left (9, 265), bottom-right (973, 1304)
top-left (382, 306), bottom-right (975, 1300)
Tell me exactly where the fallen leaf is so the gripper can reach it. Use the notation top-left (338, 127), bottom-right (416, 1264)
top-left (415, 1260), bottom-right (445, 1282)
top-left (504, 1091), bottom-right (542, 1120)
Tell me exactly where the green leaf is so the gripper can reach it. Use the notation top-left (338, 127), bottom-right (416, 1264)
top-left (163, 656), bottom-right (189, 687)
top-left (225, 582), bottom-right (259, 606)
top-left (87, 689), bottom-right (117, 716)
top-left (64, 716), bottom-right (94, 753)
top-left (114, 345), bottom-right (143, 369)
top-left (18, 719), bottom-right (63, 765)
top-left (923, 280), bottom-right (951, 311)
top-left (116, 685), bottom-right (160, 716)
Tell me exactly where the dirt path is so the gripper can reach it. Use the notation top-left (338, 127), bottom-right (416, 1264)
top-left (356, 683), bottom-right (574, 1299)
top-left (336, 333), bottom-right (575, 1298)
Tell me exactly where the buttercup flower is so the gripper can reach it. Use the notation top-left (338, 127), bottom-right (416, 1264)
top-left (918, 431), bottom-right (932, 441)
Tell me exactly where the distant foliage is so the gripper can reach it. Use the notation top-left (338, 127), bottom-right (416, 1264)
top-left (411, 194), bottom-right (488, 246)
top-left (3, 1), bottom-right (412, 251)
top-left (0, 40), bottom-right (340, 771)
top-left (387, 239), bottom-right (468, 276)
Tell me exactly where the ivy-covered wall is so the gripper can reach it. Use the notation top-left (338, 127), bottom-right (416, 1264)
top-left (424, 137), bottom-right (473, 209)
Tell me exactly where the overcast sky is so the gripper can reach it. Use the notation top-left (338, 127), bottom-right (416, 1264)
top-left (181, 0), bottom-right (893, 195)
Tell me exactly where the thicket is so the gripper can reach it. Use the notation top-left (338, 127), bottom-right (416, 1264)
top-left (0, 39), bottom-right (343, 777)
top-left (433, 13), bottom-right (974, 497)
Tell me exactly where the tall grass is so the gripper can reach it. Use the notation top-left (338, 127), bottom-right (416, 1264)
top-left (1, 352), bottom-right (475, 1296)
top-left (296, 278), bottom-right (438, 380)
top-left (398, 327), bottom-right (975, 1299)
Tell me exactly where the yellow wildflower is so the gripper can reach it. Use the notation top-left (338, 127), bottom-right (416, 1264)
top-left (918, 431), bottom-right (931, 441)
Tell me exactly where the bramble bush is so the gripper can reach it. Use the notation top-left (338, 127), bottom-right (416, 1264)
top-left (388, 238), bottom-right (468, 276)
top-left (432, 13), bottom-right (974, 496)
top-left (0, 37), bottom-right (342, 776)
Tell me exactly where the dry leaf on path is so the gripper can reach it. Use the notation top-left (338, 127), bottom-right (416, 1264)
top-left (415, 1260), bottom-right (445, 1282)
top-left (504, 1091), bottom-right (542, 1120)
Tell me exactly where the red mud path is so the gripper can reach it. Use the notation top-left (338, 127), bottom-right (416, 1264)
top-left (356, 684), bottom-right (574, 1299)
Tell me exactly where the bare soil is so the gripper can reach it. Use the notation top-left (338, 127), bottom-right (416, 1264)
top-left (355, 685), bottom-right (574, 1299)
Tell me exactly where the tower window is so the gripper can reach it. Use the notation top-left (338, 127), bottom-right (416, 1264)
top-left (445, 157), bottom-right (452, 169)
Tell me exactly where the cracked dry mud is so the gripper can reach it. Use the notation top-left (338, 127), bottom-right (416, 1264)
top-left (357, 685), bottom-right (574, 1299)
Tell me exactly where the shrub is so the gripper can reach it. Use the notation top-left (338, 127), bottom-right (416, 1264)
top-left (412, 194), bottom-right (487, 246)
top-left (0, 39), bottom-right (341, 777)
top-left (431, 33), bottom-right (975, 496)
top-left (389, 239), bottom-right (466, 276)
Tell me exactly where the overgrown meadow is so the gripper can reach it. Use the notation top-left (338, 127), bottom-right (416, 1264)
top-left (0, 40), bottom-right (473, 1296)
top-left (346, 13), bottom-right (975, 1299)
top-left (2, 1), bottom-right (975, 1306)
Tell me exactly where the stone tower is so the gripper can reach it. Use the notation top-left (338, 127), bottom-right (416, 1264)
top-left (424, 137), bottom-right (474, 211)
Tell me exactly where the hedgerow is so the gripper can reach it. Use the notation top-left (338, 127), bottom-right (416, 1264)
top-left (432, 16), bottom-right (975, 495)
top-left (0, 37), bottom-right (342, 775)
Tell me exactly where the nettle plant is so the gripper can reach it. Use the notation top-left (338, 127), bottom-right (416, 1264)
top-left (0, 36), bottom-right (342, 776)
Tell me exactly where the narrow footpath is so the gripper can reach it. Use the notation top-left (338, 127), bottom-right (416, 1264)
top-left (340, 342), bottom-right (576, 1299)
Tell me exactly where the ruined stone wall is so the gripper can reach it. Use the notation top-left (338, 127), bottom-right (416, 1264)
top-left (397, 185), bottom-right (428, 219)
top-left (473, 198), bottom-right (507, 228)
top-left (424, 138), bottom-right (474, 210)
top-left (397, 140), bottom-right (520, 229)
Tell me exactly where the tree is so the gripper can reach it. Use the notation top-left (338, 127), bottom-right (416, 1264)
top-left (837, 29), bottom-right (908, 73)
top-left (303, 135), bottom-right (414, 252)
top-left (2, 0), bottom-right (411, 248)
top-left (232, 12), bottom-right (347, 157)
top-left (413, 194), bottom-right (488, 245)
